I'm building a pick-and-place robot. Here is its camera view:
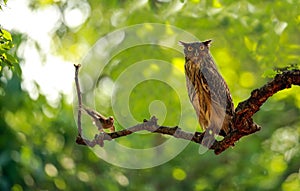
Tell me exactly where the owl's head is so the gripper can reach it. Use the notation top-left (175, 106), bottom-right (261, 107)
top-left (179, 40), bottom-right (212, 61)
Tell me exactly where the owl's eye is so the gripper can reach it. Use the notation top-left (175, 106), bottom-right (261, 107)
top-left (187, 46), bottom-right (193, 51)
top-left (199, 45), bottom-right (205, 50)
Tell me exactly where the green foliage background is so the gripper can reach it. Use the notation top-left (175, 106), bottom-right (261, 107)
top-left (1, 0), bottom-right (300, 190)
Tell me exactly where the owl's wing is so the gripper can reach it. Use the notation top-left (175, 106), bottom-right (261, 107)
top-left (200, 66), bottom-right (233, 115)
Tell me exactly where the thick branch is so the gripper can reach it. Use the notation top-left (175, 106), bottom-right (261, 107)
top-left (212, 69), bottom-right (300, 154)
top-left (212, 70), bottom-right (300, 154)
top-left (75, 69), bottom-right (300, 155)
top-left (235, 69), bottom-right (300, 128)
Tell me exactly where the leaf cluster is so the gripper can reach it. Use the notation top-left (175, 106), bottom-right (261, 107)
top-left (0, 27), bottom-right (18, 72)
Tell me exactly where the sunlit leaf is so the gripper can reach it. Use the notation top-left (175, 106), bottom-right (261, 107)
top-left (1, 29), bottom-right (12, 41)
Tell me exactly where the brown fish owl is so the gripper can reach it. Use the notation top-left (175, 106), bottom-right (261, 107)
top-left (180, 40), bottom-right (234, 136)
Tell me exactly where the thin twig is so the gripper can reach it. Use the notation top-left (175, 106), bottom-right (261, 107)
top-left (74, 64), bottom-right (82, 137)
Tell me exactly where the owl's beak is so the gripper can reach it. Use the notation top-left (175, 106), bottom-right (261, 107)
top-left (194, 49), bottom-right (199, 56)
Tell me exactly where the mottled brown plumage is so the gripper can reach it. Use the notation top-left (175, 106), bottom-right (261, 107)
top-left (180, 40), bottom-right (234, 136)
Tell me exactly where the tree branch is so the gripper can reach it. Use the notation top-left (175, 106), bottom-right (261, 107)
top-left (74, 64), bottom-right (83, 138)
top-left (74, 66), bottom-right (300, 155)
top-left (212, 69), bottom-right (300, 154)
top-left (235, 69), bottom-right (300, 126)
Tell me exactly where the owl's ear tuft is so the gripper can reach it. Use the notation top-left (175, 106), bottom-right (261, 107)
top-left (203, 40), bottom-right (212, 47)
top-left (179, 41), bottom-right (188, 47)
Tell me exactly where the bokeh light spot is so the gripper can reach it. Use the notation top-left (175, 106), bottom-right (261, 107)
top-left (172, 168), bottom-right (187, 181)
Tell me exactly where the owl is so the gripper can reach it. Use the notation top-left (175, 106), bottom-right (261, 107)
top-left (179, 40), bottom-right (234, 137)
